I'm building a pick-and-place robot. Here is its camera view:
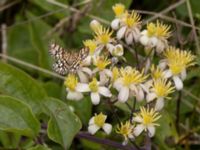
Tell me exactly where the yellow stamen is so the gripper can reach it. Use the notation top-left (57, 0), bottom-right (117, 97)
top-left (136, 107), bottom-right (161, 126)
top-left (95, 57), bottom-right (111, 71)
top-left (150, 65), bottom-right (164, 79)
top-left (94, 112), bottom-right (106, 127)
top-left (164, 47), bottom-right (196, 75)
top-left (112, 3), bottom-right (125, 17)
top-left (64, 74), bottom-right (78, 91)
top-left (83, 39), bottom-right (97, 55)
top-left (95, 26), bottom-right (113, 44)
top-left (116, 121), bottom-right (134, 139)
top-left (152, 79), bottom-right (174, 98)
top-left (120, 67), bottom-right (148, 86)
top-left (124, 11), bottom-right (141, 28)
top-left (89, 78), bottom-right (99, 92)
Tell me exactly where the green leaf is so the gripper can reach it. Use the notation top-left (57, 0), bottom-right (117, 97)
top-left (28, 145), bottom-right (52, 150)
top-left (0, 62), bottom-right (47, 114)
top-left (67, 96), bottom-right (92, 125)
top-left (7, 22), bottom-right (39, 72)
top-left (0, 95), bottom-right (40, 137)
top-left (44, 97), bottom-right (82, 149)
top-left (27, 12), bottom-right (51, 70)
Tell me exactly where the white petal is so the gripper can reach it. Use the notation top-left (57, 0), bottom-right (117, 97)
top-left (117, 26), bottom-right (126, 39)
top-left (149, 37), bottom-right (158, 47)
top-left (77, 71), bottom-right (89, 83)
top-left (91, 92), bottom-right (100, 105)
top-left (113, 78), bottom-right (123, 91)
top-left (180, 69), bottom-right (187, 80)
top-left (118, 86), bottom-right (129, 102)
top-left (132, 116), bottom-right (143, 123)
top-left (111, 18), bottom-right (120, 30)
top-left (90, 20), bottom-right (101, 32)
top-left (155, 97), bottom-right (165, 111)
top-left (88, 124), bottom-right (100, 135)
top-left (82, 67), bottom-right (93, 76)
top-left (125, 32), bottom-right (133, 45)
top-left (158, 60), bottom-right (167, 70)
top-left (135, 87), bottom-right (144, 102)
top-left (144, 58), bottom-right (151, 74)
top-left (146, 92), bottom-right (157, 102)
top-left (89, 117), bottom-right (95, 125)
top-left (134, 124), bottom-right (145, 136)
top-left (132, 28), bottom-right (141, 42)
top-left (99, 71), bottom-right (109, 85)
top-left (102, 123), bottom-right (112, 134)
top-left (140, 35), bottom-right (149, 46)
top-left (67, 91), bottom-right (83, 101)
top-left (84, 56), bottom-right (92, 66)
top-left (173, 76), bottom-right (183, 91)
top-left (113, 44), bottom-right (124, 56)
top-left (163, 70), bottom-right (172, 78)
top-left (147, 126), bottom-right (155, 137)
top-left (107, 43), bottom-right (115, 54)
top-left (141, 30), bottom-right (147, 35)
top-left (76, 83), bottom-right (90, 92)
top-left (99, 87), bottom-right (112, 97)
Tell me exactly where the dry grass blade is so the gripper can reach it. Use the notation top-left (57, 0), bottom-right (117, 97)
top-left (0, 54), bottom-right (65, 80)
top-left (143, 0), bottom-right (186, 24)
top-left (186, 0), bottom-right (200, 55)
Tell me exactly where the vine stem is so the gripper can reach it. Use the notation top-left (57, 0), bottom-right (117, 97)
top-left (76, 131), bottom-right (143, 150)
top-left (176, 91), bottom-right (182, 134)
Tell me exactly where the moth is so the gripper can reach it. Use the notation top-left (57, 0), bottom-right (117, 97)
top-left (49, 43), bottom-right (89, 75)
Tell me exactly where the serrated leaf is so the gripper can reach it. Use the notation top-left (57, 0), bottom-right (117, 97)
top-left (0, 62), bottom-right (47, 114)
top-left (0, 95), bottom-right (40, 137)
top-left (44, 97), bottom-right (82, 149)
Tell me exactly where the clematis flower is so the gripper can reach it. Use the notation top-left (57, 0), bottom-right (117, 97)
top-left (116, 11), bottom-right (142, 44)
top-left (94, 26), bottom-right (115, 53)
top-left (113, 66), bottom-right (148, 102)
top-left (111, 3), bottom-right (126, 30)
top-left (83, 39), bottom-right (99, 66)
top-left (64, 74), bottom-right (83, 101)
top-left (147, 79), bottom-right (175, 110)
top-left (116, 121), bottom-right (135, 145)
top-left (76, 78), bottom-right (112, 105)
top-left (88, 112), bottom-right (112, 135)
top-left (160, 47), bottom-right (195, 90)
top-left (140, 21), bottom-right (171, 53)
top-left (133, 107), bottom-right (161, 137)
top-left (93, 56), bottom-right (111, 85)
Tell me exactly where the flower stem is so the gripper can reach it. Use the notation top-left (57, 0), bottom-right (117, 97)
top-left (176, 91), bottom-right (182, 134)
top-left (76, 131), bottom-right (142, 150)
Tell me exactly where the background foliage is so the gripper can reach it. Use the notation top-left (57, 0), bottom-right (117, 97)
top-left (0, 0), bottom-right (200, 149)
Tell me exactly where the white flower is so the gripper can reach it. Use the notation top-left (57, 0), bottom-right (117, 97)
top-left (116, 11), bottom-right (142, 44)
top-left (116, 121), bottom-right (135, 145)
top-left (64, 74), bottom-right (83, 101)
top-left (146, 79), bottom-right (174, 110)
top-left (133, 107), bottom-right (161, 137)
top-left (76, 78), bottom-right (112, 105)
top-left (161, 47), bottom-right (195, 90)
top-left (113, 67), bottom-right (147, 102)
top-left (139, 21), bottom-right (171, 53)
top-left (88, 112), bottom-right (112, 135)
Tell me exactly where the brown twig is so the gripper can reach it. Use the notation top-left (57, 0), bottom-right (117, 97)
top-left (0, 0), bottom-right (21, 12)
top-left (76, 131), bottom-right (142, 150)
top-left (1, 24), bottom-right (7, 63)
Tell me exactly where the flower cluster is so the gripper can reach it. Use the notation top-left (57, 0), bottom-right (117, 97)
top-left (62, 3), bottom-right (196, 146)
